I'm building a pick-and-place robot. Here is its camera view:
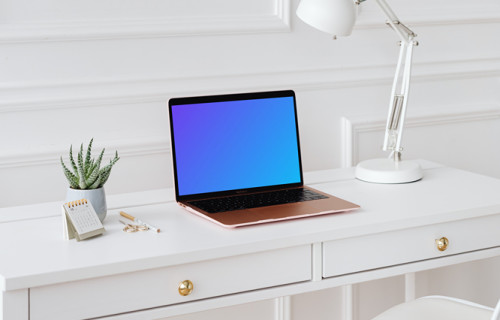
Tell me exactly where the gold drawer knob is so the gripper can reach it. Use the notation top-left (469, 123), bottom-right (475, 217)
top-left (435, 237), bottom-right (449, 251)
top-left (178, 280), bottom-right (194, 296)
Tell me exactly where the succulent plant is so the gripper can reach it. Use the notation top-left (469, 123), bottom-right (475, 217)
top-left (60, 139), bottom-right (120, 190)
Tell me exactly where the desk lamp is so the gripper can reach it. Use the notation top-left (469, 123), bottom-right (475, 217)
top-left (297, 0), bottom-right (423, 183)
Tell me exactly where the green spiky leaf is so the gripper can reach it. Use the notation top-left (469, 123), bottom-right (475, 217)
top-left (88, 175), bottom-right (102, 189)
top-left (98, 152), bottom-right (119, 186)
top-left (95, 149), bottom-right (105, 171)
top-left (84, 138), bottom-right (93, 176)
top-left (86, 165), bottom-right (100, 187)
top-left (60, 157), bottom-right (79, 188)
top-left (77, 144), bottom-right (87, 189)
top-left (86, 159), bottom-right (95, 179)
top-left (69, 145), bottom-right (78, 178)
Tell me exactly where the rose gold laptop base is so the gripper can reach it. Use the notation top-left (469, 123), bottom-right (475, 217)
top-left (178, 186), bottom-right (360, 228)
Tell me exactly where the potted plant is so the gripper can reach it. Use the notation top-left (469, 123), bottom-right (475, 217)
top-left (60, 139), bottom-right (119, 222)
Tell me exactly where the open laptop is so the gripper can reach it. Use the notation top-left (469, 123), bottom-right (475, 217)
top-left (168, 90), bottom-right (359, 228)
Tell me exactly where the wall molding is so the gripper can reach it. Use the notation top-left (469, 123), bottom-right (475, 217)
top-left (0, 136), bottom-right (170, 169)
top-left (2, 57), bottom-right (499, 114)
top-left (355, 1), bottom-right (500, 28)
top-left (0, 0), bottom-right (291, 43)
top-left (1, 0), bottom-right (498, 43)
top-left (4, 106), bottom-right (500, 173)
top-left (341, 105), bottom-right (500, 168)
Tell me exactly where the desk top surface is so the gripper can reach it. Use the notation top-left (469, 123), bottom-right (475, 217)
top-left (2, 161), bottom-right (500, 291)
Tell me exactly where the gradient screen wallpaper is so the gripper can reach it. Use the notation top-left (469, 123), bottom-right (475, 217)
top-left (171, 95), bottom-right (302, 196)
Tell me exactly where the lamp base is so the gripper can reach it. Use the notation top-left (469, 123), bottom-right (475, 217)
top-left (355, 158), bottom-right (423, 184)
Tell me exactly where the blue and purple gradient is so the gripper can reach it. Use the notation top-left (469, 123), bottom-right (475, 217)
top-left (171, 96), bottom-right (301, 196)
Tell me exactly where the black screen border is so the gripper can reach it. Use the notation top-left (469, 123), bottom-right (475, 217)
top-left (168, 90), bottom-right (304, 202)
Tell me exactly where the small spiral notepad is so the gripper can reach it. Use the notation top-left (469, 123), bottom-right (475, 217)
top-left (62, 199), bottom-right (105, 241)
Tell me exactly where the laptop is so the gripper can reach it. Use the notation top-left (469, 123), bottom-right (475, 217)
top-left (168, 90), bottom-right (359, 228)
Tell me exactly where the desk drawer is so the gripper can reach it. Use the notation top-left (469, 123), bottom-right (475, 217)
top-left (323, 214), bottom-right (500, 278)
top-left (30, 245), bottom-right (311, 320)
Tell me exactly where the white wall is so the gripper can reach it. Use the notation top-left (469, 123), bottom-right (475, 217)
top-left (1, 0), bottom-right (499, 319)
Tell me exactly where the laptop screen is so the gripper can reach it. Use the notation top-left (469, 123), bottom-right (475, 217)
top-left (169, 90), bottom-right (303, 199)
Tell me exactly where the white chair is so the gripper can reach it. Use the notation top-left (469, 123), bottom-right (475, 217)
top-left (372, 296), bottom-right (500, 320)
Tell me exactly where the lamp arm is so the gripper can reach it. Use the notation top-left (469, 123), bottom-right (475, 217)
top-left (382, 40), bottom-right (415, 155)
top-left (368, 0), bottom-right (417, 160)
top-left (373, 0), bottom-right (416, 43)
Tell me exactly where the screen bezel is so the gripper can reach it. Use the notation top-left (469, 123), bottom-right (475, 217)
top-left (168, 90), bottom-right (304, 202)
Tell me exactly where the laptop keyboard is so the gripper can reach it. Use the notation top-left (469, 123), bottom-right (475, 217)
top-left (188, 188), bottom-right (328, 214)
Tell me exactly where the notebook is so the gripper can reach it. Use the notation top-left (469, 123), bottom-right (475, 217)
top-left (168, 90), bottom-right (359, 228)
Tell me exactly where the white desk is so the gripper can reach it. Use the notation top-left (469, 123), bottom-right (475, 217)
top-left (2, 161), bottom-right (500, 320)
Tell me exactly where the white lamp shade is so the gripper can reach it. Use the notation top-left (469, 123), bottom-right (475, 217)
top-left (296, 0), bottom-right (357, 37)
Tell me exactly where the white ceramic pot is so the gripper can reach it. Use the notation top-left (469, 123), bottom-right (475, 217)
top-left (66, 187), bottom-right (107, 222)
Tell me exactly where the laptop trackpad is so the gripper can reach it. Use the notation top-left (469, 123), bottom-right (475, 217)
top-left (249, 201), bottom-right (331, 221)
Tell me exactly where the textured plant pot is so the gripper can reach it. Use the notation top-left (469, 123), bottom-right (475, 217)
top-left (66, 187), bottom-right (107, 222)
